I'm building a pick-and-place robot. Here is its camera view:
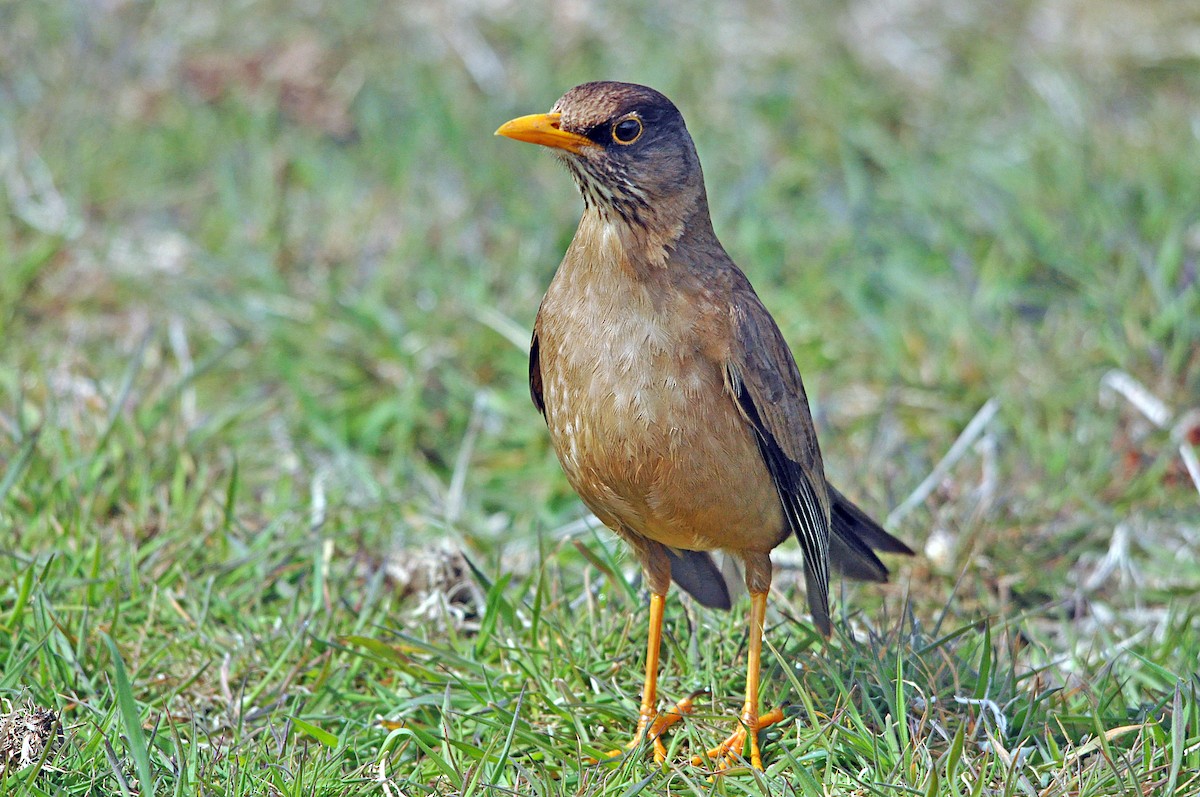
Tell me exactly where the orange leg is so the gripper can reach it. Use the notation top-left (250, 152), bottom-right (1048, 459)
top-left (605, 591), bottom-right (669, 760)
top-left (693, 590), bottom-right (784, 770)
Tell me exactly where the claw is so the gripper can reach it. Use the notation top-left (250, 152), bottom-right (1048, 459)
top-left (692, 706), bottom-right (785, 771)
top-left (594, 690), bottom-right (700, 764)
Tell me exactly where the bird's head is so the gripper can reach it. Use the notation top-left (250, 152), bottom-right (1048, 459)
top-left (496, 82), bottom-right (709, 235)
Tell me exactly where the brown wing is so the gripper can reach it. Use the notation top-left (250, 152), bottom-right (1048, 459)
top-left (724, 285), bottom-right (833, 635)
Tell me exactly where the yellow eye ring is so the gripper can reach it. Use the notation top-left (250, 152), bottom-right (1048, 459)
top-left (612, 117), bottom-right (643, 145)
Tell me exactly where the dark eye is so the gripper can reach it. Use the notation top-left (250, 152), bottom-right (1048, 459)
top-left (612, 117), bottom-right (643, 144)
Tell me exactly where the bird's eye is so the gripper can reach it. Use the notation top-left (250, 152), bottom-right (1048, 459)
top-left (612, 117), bottom-right (643, 145)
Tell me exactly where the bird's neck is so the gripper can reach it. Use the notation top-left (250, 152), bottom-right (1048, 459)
top-left (578, 189), bottom-right (718, 278)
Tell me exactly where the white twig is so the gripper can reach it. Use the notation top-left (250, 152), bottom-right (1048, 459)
top-left (888, 398), bottom-right (1001, 527)
top-left (1171, 410), bottom-right (1200, 497)
top-left (309, 469), bottom-right (327, 531)
top-left (954, 695), bottom-right (1008, 737)
top-left (972, 431), bottom-right (999, 514)
top-left (0, 128), bottom-right (83, 238)
top-left (442, 18), bottom-right (506, 96)
top-left (376, 757), bottom-right (407, 797)
top-left (473, 305), bottom-right (530, 351)
top-left (1081, 522), bottom-right (1139, 593)
top-left (1100, 369), bottom-right (1171, 427)
top-left (1101, 369), bottom-right (1200, 498)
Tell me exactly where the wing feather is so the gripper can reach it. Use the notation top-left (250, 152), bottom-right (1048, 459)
top-left (724, 290), bottom-right (833, 634)
top-left (530, 329), bottom-right (545, 417)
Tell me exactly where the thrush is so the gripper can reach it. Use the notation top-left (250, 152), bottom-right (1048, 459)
top-left (496, 82), bottom-right (913, 771)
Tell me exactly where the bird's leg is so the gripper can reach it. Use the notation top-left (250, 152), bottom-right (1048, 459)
top-left (693, 590), bottom-right (781, 769)
top-left (603, 589), bottom-right (690, 763)
top-left (620, 591), bottom-right (664, 746)
top-left (696, 553), bottom-right (783, 771)
top-left (600, 539), bottom-right (702, 762)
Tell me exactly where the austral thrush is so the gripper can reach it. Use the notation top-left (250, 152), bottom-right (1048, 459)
top-left (496, 82), bottom-right (913, 770)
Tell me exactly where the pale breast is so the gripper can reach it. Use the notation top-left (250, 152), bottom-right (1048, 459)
top-left (536, 224), bottom-right (785, 554)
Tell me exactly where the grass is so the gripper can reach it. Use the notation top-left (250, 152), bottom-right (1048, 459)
top-left (2, 0), bottom-right (1199, 793)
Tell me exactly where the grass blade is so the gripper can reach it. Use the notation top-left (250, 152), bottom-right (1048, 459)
top-left (102, 633), bottom-right (154, 797)
top-left (0, 428), bottom-right (39, 505)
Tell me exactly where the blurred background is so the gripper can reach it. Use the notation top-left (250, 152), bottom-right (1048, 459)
top-left (5, 0), bottom-right (1196, 596)
top-left (1, 0), bottom-right (1198, 790)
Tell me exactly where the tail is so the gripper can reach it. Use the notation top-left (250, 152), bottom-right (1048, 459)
top-left (668, 486), bottom-right (913, 629)
top-left (826, 484), bottom-right (914, 583)
top-left (667, 548), bottom-right (733, 610)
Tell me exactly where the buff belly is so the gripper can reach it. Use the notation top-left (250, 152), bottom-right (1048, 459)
top-left (540, 329), bottom-right (785, 555)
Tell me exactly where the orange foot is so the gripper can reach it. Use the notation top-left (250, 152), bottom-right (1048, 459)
top-left (692, 707), bottom-right (785, 771)
top-left (601, 690), bottom-right (704, 763)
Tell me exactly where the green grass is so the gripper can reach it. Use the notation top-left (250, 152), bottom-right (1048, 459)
top-left (2, 0), bottom-right (1199, 793)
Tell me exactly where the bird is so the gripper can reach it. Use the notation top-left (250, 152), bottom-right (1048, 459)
top-left (495, 81), bottom-right (913, 771)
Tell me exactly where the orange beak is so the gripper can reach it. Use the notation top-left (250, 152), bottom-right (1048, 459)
top-left (494, 112), bottom-right (596, 154)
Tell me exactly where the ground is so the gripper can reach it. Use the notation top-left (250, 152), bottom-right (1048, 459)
top-left (1, 0), bottom-right (1198, 794)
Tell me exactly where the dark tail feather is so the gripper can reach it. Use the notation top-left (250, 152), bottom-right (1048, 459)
top-left (669, 549), bottom-right (733, 610)
top-left (827, 484), bottom-right (915, 583)
top-left (669, 487), bottom-right (911, 617)
top-left (803, 554), bottom-right (833, 636)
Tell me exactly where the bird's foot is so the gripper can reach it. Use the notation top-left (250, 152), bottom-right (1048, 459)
top-left (597, 691), bottom-right (704, 763)
top-left (692, 706), bottom-right (784, 771)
